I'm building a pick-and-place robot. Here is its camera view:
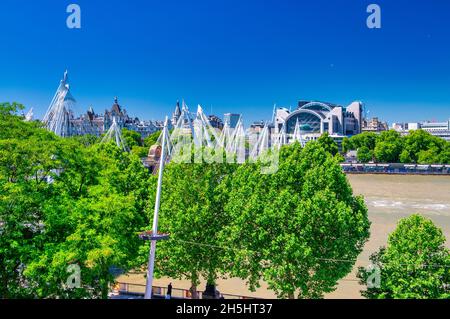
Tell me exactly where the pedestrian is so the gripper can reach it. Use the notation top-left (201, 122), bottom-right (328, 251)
top-left (166, 282), bottom-right (173, 299)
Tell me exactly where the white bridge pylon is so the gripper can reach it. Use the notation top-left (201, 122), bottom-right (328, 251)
top-left (292, 118), bottom-right (306, 147)
top-left (24, 108), bottom-right (34, 122)
top-left (164, 103), bottom-right (309, 163)
top-left (101, 117), bottom-right (128, 151)
top-left (227, 117), bottom-right (246, 163)
top-left (42, 70), bottom-right (76, 137)
top-left (250, 121), bottom-right (270, 160)
top-left (170, 101), bottom-right (222, 151)
top-left (194, 104), bottom-right (220, 148)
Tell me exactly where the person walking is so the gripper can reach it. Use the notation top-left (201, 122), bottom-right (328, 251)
top-left (166, 283), bottom-right (173, 299)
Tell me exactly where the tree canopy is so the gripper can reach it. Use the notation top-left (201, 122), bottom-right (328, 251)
top-left (357, 214), bottom-right (450, 299)
top-left (220, 142), bottom-right (370, 298)
top-left (140, 147), bottom-right (236, 298)
top-left (357, 146), bottom-right (373, 163)
top-left (344, 129), bottom-right (450, 164)
top-left (6, 101), bottom-right (447, 300)
top-left (144, 130), bottom-right (162, 148)
top-left (121, 128), bottom-right (149, 158)
top-left (0, 103), bottom-right (151, 298)
top-left (317, 133), bottom-right (339, 156)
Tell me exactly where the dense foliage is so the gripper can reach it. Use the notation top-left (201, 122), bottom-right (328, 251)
top-left (1, 105), bottom-right (372, 299)
top-left (6, 101), bottom-right (444, 299)
top-left (220, 142), bottom-right (371, 298)
top-left (144, 130), bottom-right (162, 148)
top-left (122, 128), bottom-right (149, 158)
top-left (357, 214), bottom-right (450, 299)
top-left (141, 148), bottom-right (236, 298)
top-left (0, 103), bottom-right (151, 298)
top-left (343, 130), bottom-right (450, 164)
top-left (317, 133), bottom-right (339, 156)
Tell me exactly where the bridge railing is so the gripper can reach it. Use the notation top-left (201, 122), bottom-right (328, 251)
top-left (113, 282), bottom-right (257, 300)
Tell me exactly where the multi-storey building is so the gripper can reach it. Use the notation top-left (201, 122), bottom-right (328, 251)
top-left (274, 100), bottom-right (364, 142)
top-left (69, 97), bottom-right (158, 138)
top-left (362, 117), bottom-right (389, 133)
top-left (207, 115), bottom-right (224, 129)
top-left (224, 113), bottom-right (241, 129)
top-left (394, 119), bottom-right (450, 141)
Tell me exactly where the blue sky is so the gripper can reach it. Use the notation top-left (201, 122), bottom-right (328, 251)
top-left (0, 0), bottom-right (449, 125)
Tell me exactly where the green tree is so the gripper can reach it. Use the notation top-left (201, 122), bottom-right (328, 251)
top-left (341, 137), bottom-right (352, 154)
top-left (373, 130), bottom-right (403, 163)
top-left (221, 142), bottom-right (370, 298)
top-left (131, 145), bottom-right (149, 158)
top-left (347, 132), bottom-right (378, 151)
top-left (374, 141), bottom-right (401, 163)
top-left (317, 132), bottom-right (339, 156)
top-left (0, 104), bottom-right (151, 298)
top-left (377, 130), bottom-right (402, 144)
top-left (69, 134), bottom-right (100, 147)
top-left (439, 143), bottom-right (450, 164)
top-left (122, 128), bottom-right (143, 148)
top-left (357, 214), bottom-right (450, 299)
top-left (144, 147), bottom-right (236, 298)
top-left (21, 143), bottom-right (151, 298)
top-left (144, 130), bottom-right (162, 147)
top-left (357, 146), bottom-right (373, 163)
top-left (403, 129), bottom-right (446, 163)
top-left (399, 149), bottom-right (412, 164)
top-left (122, 128), bottom-right (152, 158)
top-left (417, 147), bottom-right (440, 164)
top-left (0, 102), bottom-right (59, 298)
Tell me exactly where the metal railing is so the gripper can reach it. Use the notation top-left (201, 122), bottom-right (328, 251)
top-left (341, 163), bottom-right (450, 175)
top-left (113, 282), bottom-right (258, 299)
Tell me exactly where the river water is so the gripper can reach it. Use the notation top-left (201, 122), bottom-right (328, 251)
top-left (118, 174), bottom-right (450, 299)
top-left (327, 174), bottom-right (450, 298)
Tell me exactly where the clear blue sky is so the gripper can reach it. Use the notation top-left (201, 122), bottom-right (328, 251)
top-left (0, 0), bottom-right (449, 125)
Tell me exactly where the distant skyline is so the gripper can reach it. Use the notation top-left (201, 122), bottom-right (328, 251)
top-left (0, 0), bottom-right (449, 125)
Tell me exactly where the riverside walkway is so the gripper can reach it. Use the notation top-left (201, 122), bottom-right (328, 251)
top-left (110, 282), bottom-right (257, 299)
top-left (341, 163), bottom-right (450, 175)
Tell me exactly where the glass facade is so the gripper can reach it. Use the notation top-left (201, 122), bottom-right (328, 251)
top-left (286, 112), bottom-right (322, 134)
top-left (301, 103), bottom-right (331, 113)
